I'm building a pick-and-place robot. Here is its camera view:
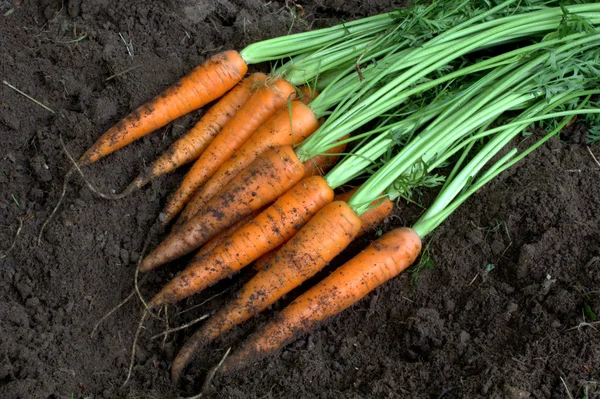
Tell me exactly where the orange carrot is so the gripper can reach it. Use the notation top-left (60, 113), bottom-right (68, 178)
top-left (334, 188), bottom-right (394, 237)
top-left (298, 86), bottom-right (319, 104)
top-left (220, 227), bottom-right (422, 375)
top-left (159, 79), bottom-right (298, 225)
top-left (148, 176), bottom-right (334, 310)
top-left (177, 101), bottom-right (320, 225)
top-left (141, 145), bottom-right (306, 272)
top-left (172, 201), bottom-right (360, 365)
top-left (252, 190), bottom-right (393, 271)
top-left (117, 73), bottom-right (267, 196)
top-left (80, 50), bottom-right (248, 166)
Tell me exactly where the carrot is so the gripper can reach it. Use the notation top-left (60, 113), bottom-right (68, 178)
top-left (149, 175), bottom-right (334, 309)
top-left (176, 101), bottom-right (320, 225)
top-left (159, 79), bottom-right (298, 225)
top-left (80, 50), bottom-right (248, 166)
top-left (252, 190), bottom-right (393, 271)
top-left (140, 145), bottom-right (306, 272)
top-left (190, 209), bottom-right (262, 261)
top-left (173, 201), bottom-right (360, 368)
top-left (219, 227), bottom-right (422, 375)
top-left (301, 136), bottom-right (348, 178)
top-left (115, 73), bottom-right (267, 197)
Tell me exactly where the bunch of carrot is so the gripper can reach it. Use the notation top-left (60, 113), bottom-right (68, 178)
top-left (43, 0), bottom-right (600, 388)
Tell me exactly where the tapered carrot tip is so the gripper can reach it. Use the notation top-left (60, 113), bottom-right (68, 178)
top-left (79, 50), bottom-right (248, 166)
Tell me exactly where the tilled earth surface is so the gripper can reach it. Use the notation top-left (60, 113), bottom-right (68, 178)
top-left (1, 1), bottom-right (599, 398)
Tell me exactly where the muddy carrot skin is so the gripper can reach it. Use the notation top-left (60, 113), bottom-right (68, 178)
top-left (80, 50), bottom-right (248, 166)
top-left (121, 73), bottom-right (267, 194)
top-left (169, 200), bottom-right (361, 382)
top-left (190, 210), bottom-right (262, 261)
top-left (178, 100), bottom-right (320, 223)
top-left (140, 145), bottom-right (306, 272)
top-left (159, 79), bottom-right (298, 225)
top-left (149, 176), bottom-right (335, 308)
top-left (220, 227), bottom-right (422, 375)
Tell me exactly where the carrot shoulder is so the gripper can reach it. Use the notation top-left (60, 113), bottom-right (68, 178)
top-left (177, 100), bottom-right (320, 224)
top-left (80, 50), bottom-right (248, 166)
top-left (140, 145), bottom-right (306, 272)
top-left (302, 135), bottom-right (348, 178)
top-left (221, 227), bottom-right (422, 375)
top-left (124, 73), bottom-right (267, 193)
top-left (159, 78), bottom-right (298, 225)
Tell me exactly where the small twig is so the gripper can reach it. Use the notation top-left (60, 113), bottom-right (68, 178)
top-left (59, 135), bottom-right (132, 200)
top-left (151, 313), bottom-right (209, 340)
top-left (121, 310), bottom-right (148, 388)
top-left (587, 146), bottom-right (600, 168)
top-left (175, 289), bottom-right (229, 316)
top-left (566, 321), bottom-right (600, 332)
top-left (106, 65), bottom-right (140, 81)
top-left (436, 386), bottom-right (458, 399)
top-left (119, 32), bottom-right (134, 58)
top-left (38, 166), bottom-right (75, 245)
top-left (56, 33), bottom-right (88, 44)
top-left (162, 305), bottom-right (170, 346)
top-left (3, 80), bottom-right (56, 114)
top-left (185, 348), bottom-right (232, 399)
top-left (0, 217), bottom-right (23, 259)
top-left (467, 272), bottom-right (479, 286)
top-left (90, 279), bottom-right (148, 338)
top-left (560, 376), bottom-right (575, 399)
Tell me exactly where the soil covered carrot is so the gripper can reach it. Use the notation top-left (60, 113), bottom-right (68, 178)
top-left (140, 145), bottom-right (306, 272)
top-left (116, 73), bottom-right (267, 197)
top-left (177, 100), bottom-right (320, 225)
top-left (159, 79), bottom-right (297, 225)
top-left (169, 200), bottom-right (361, 382)
top-left (80, 51), bottom-right (248, 166)
top-left (220, 227), bottom-right (422, 375)
top-left (190, 209), bottom-right (261, 261)
top-left (148, 175), bottom-right (334, 308)
top-left (252, 190), bottom-right (393, 272)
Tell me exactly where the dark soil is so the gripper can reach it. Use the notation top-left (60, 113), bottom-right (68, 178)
top-left (1, 1), bottom-right (599, 398)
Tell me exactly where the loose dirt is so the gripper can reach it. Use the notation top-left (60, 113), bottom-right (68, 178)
top-left (1, 1), bottom-right (598, 398)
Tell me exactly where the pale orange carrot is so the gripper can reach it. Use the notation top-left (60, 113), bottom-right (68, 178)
top-left (220, 227), bottom-right (422, 375)
top-left (80, 50), bottom-right (248, 166)
top-left (159, 79), bottom-right (298, 225)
